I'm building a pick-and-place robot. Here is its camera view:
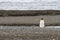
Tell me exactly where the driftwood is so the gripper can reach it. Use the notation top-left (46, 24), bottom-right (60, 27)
top-left (0, 10), bottom-right (60, 16)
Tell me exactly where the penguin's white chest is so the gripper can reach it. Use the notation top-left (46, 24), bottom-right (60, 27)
top-left (40, 20), bottom-right (45, 28)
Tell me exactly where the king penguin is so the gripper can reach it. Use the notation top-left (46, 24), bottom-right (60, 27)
top-left (39, 18), bottom-right (45, 28)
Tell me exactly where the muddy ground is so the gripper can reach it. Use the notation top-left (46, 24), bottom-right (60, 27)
top-left (0, 26), bottom-right (60, 40)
